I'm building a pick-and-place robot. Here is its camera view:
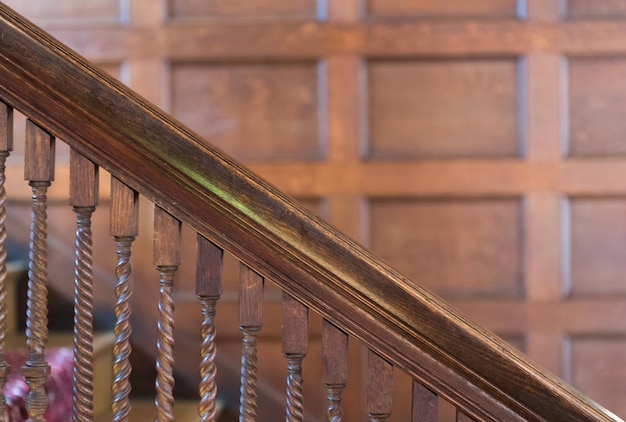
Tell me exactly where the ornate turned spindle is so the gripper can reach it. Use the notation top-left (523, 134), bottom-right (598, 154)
top-left (110, 177), bottom-right (139, 422)
top-left (321, 320), bottom-right (347, 422)
top-left (367, 350), bottom-right (393, 421)
top-left (411, 380), bottom-right (437, 421)
top-left (282, 292), bottom-right (308, 422)
top-left (0, 101), bottom-right (12, 419)
top-left (238, 264), bottom-right (263, 422)
top-left (23, 119), bottom-right (55, 421)
top-left (196, 235), bottom-right (223, 422)
top-left (70, 150), bottom-right (99, 422)
top-left (153, 206), bottom-right (181, 422)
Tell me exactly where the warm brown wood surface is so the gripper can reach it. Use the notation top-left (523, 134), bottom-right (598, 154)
top-left (0, 2), bottom-right (619, 421)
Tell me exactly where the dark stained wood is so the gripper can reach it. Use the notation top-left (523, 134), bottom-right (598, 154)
top-left (457, 409), bottom-right (476, 422)
top-left (69, 149), bottom-right (98, 207)
top-left (367, 350), bottom-right (393, 420)
top-left (0, 102), bottom-right (12, 151)
top-left (282, 292), bottom-right (308, 355)
top-left (110, 177), bottom-right (139, 238)
top-left (239, 264), bottom-right (263, 327)
top-left (153, 206), bottom-right (182, 267)
top-left (24, 120), bottom-right (55, 182)
top-left (0, 2), bottom-right (619, 421)
top-left (321, 319), bottom-right (347, 421)
top-left (196, 234), bottom-right (223, 298)
top-left (412, 381), bottom-right (437, 421)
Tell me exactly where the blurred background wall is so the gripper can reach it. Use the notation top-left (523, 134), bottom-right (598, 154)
top-left (4, 0), bottom-right (626, 419)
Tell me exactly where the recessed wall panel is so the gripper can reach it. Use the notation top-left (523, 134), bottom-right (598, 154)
top-left (168, 0), bottom-right (319, 20)
top-left (568, 57), bottom-right (626, 156)
top-left (569, 198), bottom-right (626, 296)
top-left (565, 0), bottom-right (626, 19)
top-left (569, 336), bottom-right (626, 418)
top-left (171, 62), bottom-right (324, 162)
top-left (368, 198), bottom-right (523, 298)
top-left (367, 59), bottom-right (521, 159)
top-left (3, 0), bottom-right (121, 23)
top-left (367, 0), bottom-right (520, 18)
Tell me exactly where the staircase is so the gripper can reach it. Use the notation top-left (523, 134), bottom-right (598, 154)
top-left (0, 2), bottom-right (620, 421)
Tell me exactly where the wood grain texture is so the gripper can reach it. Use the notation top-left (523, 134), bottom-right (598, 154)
top-left (412, 381), bottom-right (437, 421)
top-left (196, 234), bottom-right (223, 298)
top-left (153, 206), bottom-right (182, 267)
top-left (24, 120), bottom-right (55, 182)
top-left (110, 177), bottom-right (139, 237)
top-left (0, 3), bottom-right (618, 421)
top-left (239, 264), bottom-right (263, 327)
top-left (69, 149), bottom-right (98, 207)
top-left (0, 102), bottom-right (12, 151)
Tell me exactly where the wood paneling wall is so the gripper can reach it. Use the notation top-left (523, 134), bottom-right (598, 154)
top-left (4, 0), bottom-right (626, 419)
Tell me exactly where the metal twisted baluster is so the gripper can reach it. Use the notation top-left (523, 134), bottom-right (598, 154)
top-left (282, 292), bottom-right (308, 422)
top-left (0, 102), bottom-right (12, 420)
top-left (239, 264), bottom-right (263, 422)
top-left (153, 207), bottom-right (181, 422)
top-left (196, 235), bottom-right (223, 422)
top-left (367, 350), bottom-right (393, 422)
top-left (70, 150), bottom-right (98, 422)
top-left (322, 320), bottom-right (347, 422)
top-left (110, 177), bottom-right (138, 422)
top-left (23, 120), bottom-right (55, 422)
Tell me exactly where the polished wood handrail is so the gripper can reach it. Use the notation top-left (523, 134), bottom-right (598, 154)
top-left (0, 3), bottom-right (618, 421)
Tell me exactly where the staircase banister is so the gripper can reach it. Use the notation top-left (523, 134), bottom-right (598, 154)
top-left (0, 3), bottom-right (618, 421)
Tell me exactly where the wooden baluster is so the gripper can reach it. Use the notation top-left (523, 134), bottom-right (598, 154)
top-left (238, 264), bottom-right (263, 422)
top-left (110, 177), bottom-right (138, 422)
top-left (367, 350), bottom-right (393, 421)
top-left (457, 409), bottom-right (476, 422)
top-left (282, 292), bottom-right (308, 422)
top-left (321, 320), bottom-right (347, 422)
top-left (22, 119), bottom-right (55, 421)
top-left (196, 235), bottom-right (223, 422)
top-left (411, 380), bottom-right (437, 421)
top-left (0, 101), bottom-right (12, 419)
top-left (70, 150), bottom-right (98, 421)
top-left (153, 206), bottom-right (181, 422)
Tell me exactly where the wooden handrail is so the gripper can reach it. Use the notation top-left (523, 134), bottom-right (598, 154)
top-left (0, 3), bottom-right (619, 421)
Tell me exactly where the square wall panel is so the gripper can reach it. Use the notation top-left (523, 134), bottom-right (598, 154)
top-left (568, 57), bottom-right (626, 156)
top-left (366, 0), bottom-right (521, 18)
top-left (2, 0), bottom-right (122, 24)
top-left (368, 198), bottom-right (524, 298)
top-left (569, 336), bottom-right (626, 418)
top-left (366, 58), bottom-right (522, 159)
top-left (565, 0), bottom-right (626, 19)
top-left (170, 62), bottom-right (325, 162)
top-left (568, 198), bottom-right (626, 296)
top-left (168, 0), bottom-right (320, 20)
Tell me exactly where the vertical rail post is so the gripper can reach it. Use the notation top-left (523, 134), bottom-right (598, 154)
top-left (110, 177), bottom-right (139, 422)
top-left (322, 320), bottom-right (347, 422)
top-left (0, 101), bottom-right (12, 418)
top-left (153, 206), bottom-right (181, 422)
top-left (367, 350), bottom-right (393, 421)
top-left (196, 234), bottom-right (223, 422)
top-left (238, 264), bottom-right (263, 422)
top-left (22, 119), bottom-right (55, 421)
top-left (282, 292), bottom-right (308, 422)
top-left (69, 150), bottom-right (99, 421)
top-left (411, 380), bottom-right (438, 421)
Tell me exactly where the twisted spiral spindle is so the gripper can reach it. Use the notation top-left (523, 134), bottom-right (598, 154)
top-left (285, 355), bottom-right (304, 422)
top-left (23, 181), bottom-right (51, 421)
top-left (239, 327), bottom-right (259, 422)
top-left (0, 151), bottom-right (10, 417)
top-left (112, 237), bottom-right (134, 422)
top-left (325, 385), bottom-right (344, 422)
top-left (199, 297), bottom-right (219, 422)
top-left (72, 206), bottom-right (95, 422)
top-left (155, 268), bottom-right (176, 422)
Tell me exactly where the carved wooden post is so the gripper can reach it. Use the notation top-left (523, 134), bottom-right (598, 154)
top-left (367, 350), bottom-right (393, 421)
top-left (154, 206), bottom-right (181, 422)
top-left (110, 177), bottom-right (139, 422)
top-left (239, 264), bottom-right (263, 422)
top-left (23, 119), bottom-right (55, 421)
top-left (70, 150), bottom-right (99, 422)
top-left (0, 101), bottom-right (12, 419)
top-left (196, 235), bottom-right (223, 422)
top-left (321, 320), bottom-right (347, 422)
top-left (411, 380), bottom-right (437, 421)
top-left (282, 292), bottom-right (308, 422)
